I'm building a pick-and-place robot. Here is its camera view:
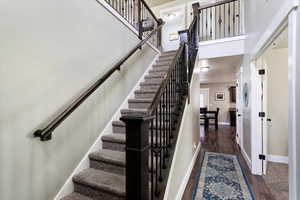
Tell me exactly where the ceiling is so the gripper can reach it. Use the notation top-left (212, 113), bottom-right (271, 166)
top-left (199, 56), bottom-right (243, 84)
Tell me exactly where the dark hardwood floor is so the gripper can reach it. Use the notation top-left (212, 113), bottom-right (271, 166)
top-left (181, 125), bottom-right (275, 200)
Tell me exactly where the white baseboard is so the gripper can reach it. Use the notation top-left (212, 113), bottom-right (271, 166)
top-left (268, 155), bottom-right (289, 164)
top-left (54, 54), bottom-right (160, 200)
top-left (174, 143), bottom-right (201, 200)
top-left (241, 146), bottom-right (252, 171)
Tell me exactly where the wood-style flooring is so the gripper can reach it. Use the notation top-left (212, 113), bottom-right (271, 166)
top-left (182, 125), bottom-right (275, 200)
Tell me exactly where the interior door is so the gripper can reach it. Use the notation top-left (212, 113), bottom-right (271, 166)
top-left (200, 88), bottom-right (209, 108)
top-left (236, 72), bottom-right (243, 147)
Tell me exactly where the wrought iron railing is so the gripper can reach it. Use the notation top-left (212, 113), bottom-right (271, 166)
top-left (104, 0), bottom-right (161, 48)
top-left (121, 3), bottom-right (200, 200)
top-left (198, 0), bottom-right (242, 41)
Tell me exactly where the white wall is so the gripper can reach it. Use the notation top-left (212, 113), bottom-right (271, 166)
top-left (163, 61), bottom-right (201, 200)
top-left (0, 0), bottom-right (157, 199)
top-left (197, 36), bottom-right (245, 60)
top-left (241, 0), bottom-right (293, 162)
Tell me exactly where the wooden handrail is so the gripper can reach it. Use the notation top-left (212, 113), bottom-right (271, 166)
top-left (147, 45), bottom-right (184, 116)
top-left (33, 22), bottom-right (164, 141)
top-left (199, 0), bottom-right (238, 10)
top-left (140, 0), bottom-right (160, 24)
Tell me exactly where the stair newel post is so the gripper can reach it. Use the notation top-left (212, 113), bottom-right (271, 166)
top-left (178, 30), bottom-right (189, 100)
top-left (192, 3), bottom-right (200, 45)
top-left (121, 114), bottom-right (152, 200)
top-left (157, 18), bottom-right (164, 51)
top-left (138, 0), bottom-right (143, 40)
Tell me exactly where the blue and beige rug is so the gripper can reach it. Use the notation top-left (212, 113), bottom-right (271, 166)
top-left (193, 152), bottom-right (255, 200)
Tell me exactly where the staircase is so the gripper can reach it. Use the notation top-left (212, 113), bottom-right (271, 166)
top-left (61, 50), bottom-right (180, 200)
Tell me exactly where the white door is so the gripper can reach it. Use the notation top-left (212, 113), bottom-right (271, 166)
top-left (200, 88), bottom-right (209, 108)
top-left (236, 72), bottom-right (243, 147)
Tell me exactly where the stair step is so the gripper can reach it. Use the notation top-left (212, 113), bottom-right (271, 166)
top-left (120, 108), bottom-right (148, 116)
top-left (148, 70), bottom-right (168, 76)
top-left (89, 149), bottom-right (125, 175)
top-left (102, 133), bottom-right (167, 152)
top-left (158, 57), bottom-right (174, 61)
top-left (134, 89), bottom-right (157, 99)
top-left (128, 98), bottom-right (152, 109)
top-left (140, 82), bottom-right (161, 90)
top-left (61, 192), bottom-right (93, 200)
top-left (112, 120), bottom-right (125, 134)
top-left (102, 134), bottom-right (125, 152)
top-left (73, 168), bottom-right (125, 200)
top-left (152, 64), bottom-right (170, 69)
top-left (89, 149), bottom-right (158, 175)
top-left (161, 51), bottom-right (177, 56)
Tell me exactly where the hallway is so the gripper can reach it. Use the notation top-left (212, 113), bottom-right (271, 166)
top-left (182, 125), bottom-right (275, 200)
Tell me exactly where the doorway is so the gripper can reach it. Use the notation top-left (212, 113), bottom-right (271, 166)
top-left (200, 88), bottom-right (209, 109)
top-left (251, 25), bottom-right (289, 199)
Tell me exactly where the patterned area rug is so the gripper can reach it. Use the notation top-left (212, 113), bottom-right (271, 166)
top-left (193, 152), bottom-right (255, 200)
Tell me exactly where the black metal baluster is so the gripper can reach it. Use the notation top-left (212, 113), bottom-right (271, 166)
top-left (214, 6), bottom-right (216, 40)
top-left (228, 2), bottom-right (231, 37)
top-left (150, 118), bottom-right (154, 200)
top-left (223, 4), bottom-right (225, 38)
top-left (238, 0), bottom-right (240, 35)
top-left (168, 77), bottom-right (172, 141)
top-left (210, 8), bottom-right (212, 40)
top-left (205, 9), bottom-right (208, 40)
top-left (233, 1), bottom-right (235, 36)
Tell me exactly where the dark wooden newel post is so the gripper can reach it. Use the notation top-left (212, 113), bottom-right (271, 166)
top-left (192, 3), bottom-right (200, 44)
top-left (121, 114), bottom-right (152, 200)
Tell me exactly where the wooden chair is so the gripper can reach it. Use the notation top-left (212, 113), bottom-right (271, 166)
top-left (200, 108), bottom-right (220, 130)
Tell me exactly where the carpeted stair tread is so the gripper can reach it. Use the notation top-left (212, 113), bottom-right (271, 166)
top-left (61, 192), bottom-right (93, 200)
top-left (102, 134), bottom-right (125, 144)
top-left (120, 108), bottom-right (148, 116)
top-left (145, 74), bottom-right (166, 79)
top-left (128, 99), bottom-right (153, 103)
top-left (140, 82), bottom-right (161, 86)
top-left (73, 168), bottom-right (125, 197)
top-left (134, 89), bottom-right (157, 95)
top-left (102, 133), bottom-right (166, 145)
top-left (89, 149), bottom-right (158, 172)
top-left (89, 149), bottom-right (125, 166)
top-left (112, 120), bottom-right (125, 127)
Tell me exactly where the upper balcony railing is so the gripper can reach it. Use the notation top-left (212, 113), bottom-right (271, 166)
top-left (103, 0), bottom-right (161, 47)
top-left (198, 0), bottom-right (243, 41)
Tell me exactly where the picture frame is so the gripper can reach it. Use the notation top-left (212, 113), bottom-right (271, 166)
top-left (215, 92), bottom-right (225, 101)
top-left (169, 33), bottom-right (179, 41)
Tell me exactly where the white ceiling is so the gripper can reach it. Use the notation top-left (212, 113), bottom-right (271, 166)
top-left (199, 55), bottom-right (243, 84)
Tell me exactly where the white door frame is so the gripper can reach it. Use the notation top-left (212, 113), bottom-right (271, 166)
top-left (250, 61), bottom-right (263, 175)
top-left (236, 69), bottom-right (243, 149)
top-left (288, 8), bottom-right (300, 200)
top-left (248, 2), bottom-right (299, 199)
